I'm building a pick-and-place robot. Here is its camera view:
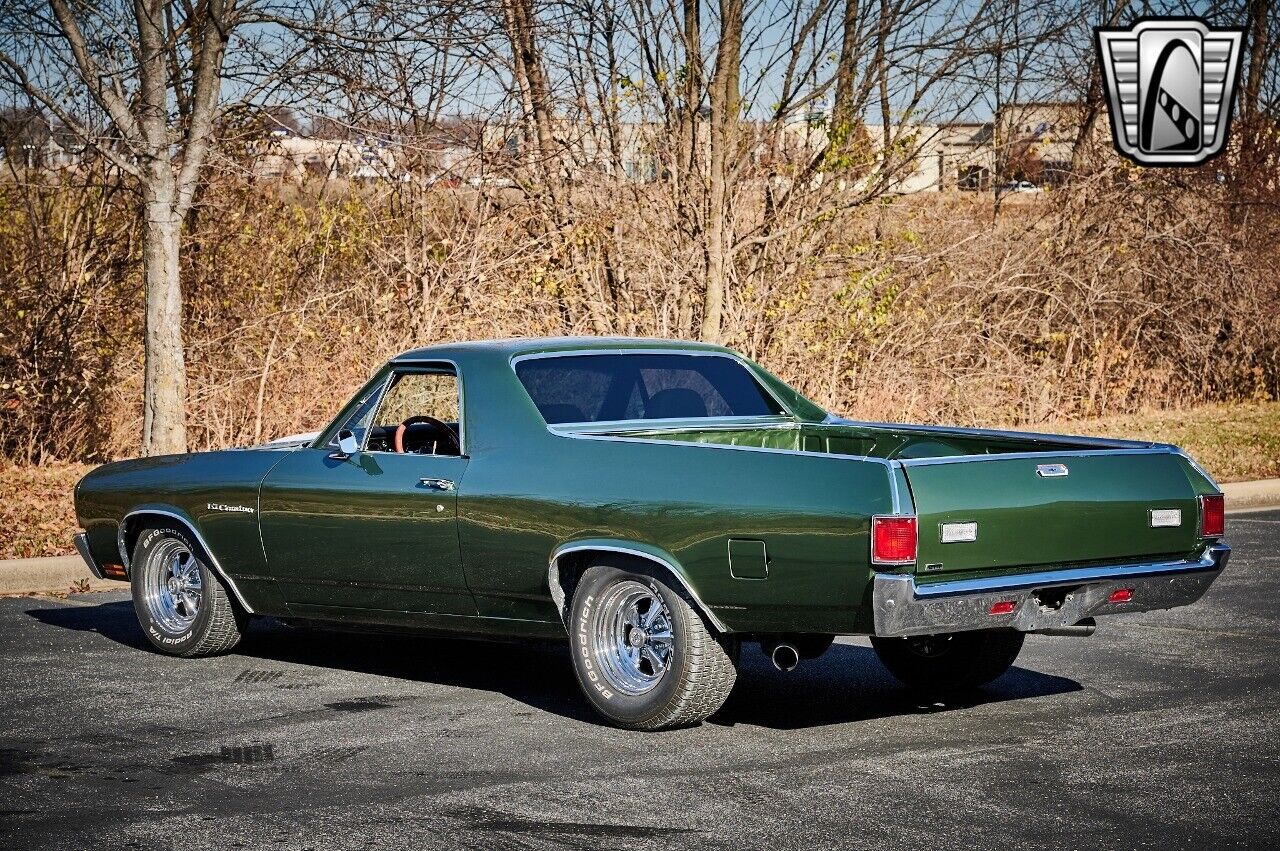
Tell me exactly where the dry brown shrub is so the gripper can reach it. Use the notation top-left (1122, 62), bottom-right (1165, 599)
top-left (2, 161), bottom-right (1278, 463)
top-left (0, 460), bottom-right (92, 558)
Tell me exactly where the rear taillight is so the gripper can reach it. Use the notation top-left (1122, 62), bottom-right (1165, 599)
top-left (1199, 494), bottom-right (1225, 538)
top-left (871, 515), bottom-right (918, 565)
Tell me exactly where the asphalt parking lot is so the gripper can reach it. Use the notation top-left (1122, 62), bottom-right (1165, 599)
top-left (2, 511), bottom-right (1278, 850)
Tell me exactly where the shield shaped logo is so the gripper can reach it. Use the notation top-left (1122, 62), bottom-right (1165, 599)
top-left (1095, 17), bottom-right (1246, 166)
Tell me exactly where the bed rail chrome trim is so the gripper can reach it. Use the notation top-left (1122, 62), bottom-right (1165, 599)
top-left (873, 544), bottom-right (1229, 637)
top-left (897, 446), bottom-right (1178, 467)
top-left (119, 508), bottom-right (256, 614)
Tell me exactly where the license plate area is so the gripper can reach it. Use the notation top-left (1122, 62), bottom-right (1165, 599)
top-left (1032, 584), bottom-right (1082, 611)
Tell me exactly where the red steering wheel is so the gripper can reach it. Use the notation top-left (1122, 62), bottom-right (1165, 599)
top-left (393, 415), bottom-right (460, 455)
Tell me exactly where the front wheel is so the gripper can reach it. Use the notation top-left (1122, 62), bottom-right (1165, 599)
top-left (131, 521), bottom-right (246, 657)
top-left (568, 565), bottom-right (738, 730)
top-left (871, 629), bottom-right (1024, 694)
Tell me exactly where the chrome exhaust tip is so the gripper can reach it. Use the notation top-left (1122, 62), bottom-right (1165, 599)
top-left (770, 643), bottom-right (800, 672)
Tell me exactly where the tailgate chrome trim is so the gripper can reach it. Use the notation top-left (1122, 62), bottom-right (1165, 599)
top-left (910, 547), bottom-right (1225, 598)
top-left (873, 544), bottom-right (1229, 637)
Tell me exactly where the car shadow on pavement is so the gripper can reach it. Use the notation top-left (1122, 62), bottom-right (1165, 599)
top-left (28, 600), bottom-right (1081, 731)
top-left (713, 643), bottom-right (1082, 730)
top-left (26, 598), bottom-right (154, 651)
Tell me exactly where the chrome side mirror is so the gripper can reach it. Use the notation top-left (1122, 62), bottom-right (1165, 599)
top-left (335, 429), bottom-right (359, 458)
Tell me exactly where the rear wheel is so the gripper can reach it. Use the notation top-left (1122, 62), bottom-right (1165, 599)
top-left (871, 629), bottom-right (1024, 694)
top-left (131, 521), bottom-right (245, 657)
top-left (568, 564), bottom-right (738, 730)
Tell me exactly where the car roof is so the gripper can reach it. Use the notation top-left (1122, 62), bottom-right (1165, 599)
top-left (391, 336), bottom-right (736, 363)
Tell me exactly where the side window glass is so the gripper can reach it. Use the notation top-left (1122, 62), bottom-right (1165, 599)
top-left (375, 372), bottom-right (459, 427)
top-left (367, 371), bottom-right (461, 455)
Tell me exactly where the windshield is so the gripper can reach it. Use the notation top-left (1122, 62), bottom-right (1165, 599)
top-left (515, 353), bottom-right (786, 425)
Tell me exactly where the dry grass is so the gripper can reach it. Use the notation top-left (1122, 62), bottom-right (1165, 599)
top-left (2, 402), bottom-right (1277, 561)
top-left (1032, 402), bottom-right (1280, 484)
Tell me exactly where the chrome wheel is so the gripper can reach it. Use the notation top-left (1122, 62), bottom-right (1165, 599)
top-left (591, 580), bottom-right (674, 696)
top-left (144, 539), bottom-right (203, 634)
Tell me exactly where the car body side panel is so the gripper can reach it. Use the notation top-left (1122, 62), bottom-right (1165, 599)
top-left (74, 449), bottom-right (294, 616)
top-left (451, 350), bottom-right (897, 634)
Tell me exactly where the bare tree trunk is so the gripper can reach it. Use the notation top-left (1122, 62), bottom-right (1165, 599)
top-left (141, 185), bottom-right (188, 454)
top-left (503, 0), bottom-right (611, 334)
top-left (1243, 0), bottom-right (1271, 119)
top-left (832, 0), bottom-right (862, 132)
top-left (677, 0), bottom-right (702, 223)
top-left (701, 0), bottom-right (742, 344)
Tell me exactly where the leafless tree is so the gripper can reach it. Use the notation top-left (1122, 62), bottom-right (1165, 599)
top-left (0, 0), bottom-right (248, 454)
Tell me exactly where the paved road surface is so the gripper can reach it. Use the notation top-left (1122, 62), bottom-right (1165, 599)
top-left (2, 512), bottom-right (1279, 849)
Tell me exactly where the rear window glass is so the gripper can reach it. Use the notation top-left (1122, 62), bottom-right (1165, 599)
top-left (515, 353), bottom-right (785, 424)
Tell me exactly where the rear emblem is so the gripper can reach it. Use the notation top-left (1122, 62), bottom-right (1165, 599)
top-left (1149, 508), bottom-right (1182, 528)
top-left (940, 522), bottom-right (978, 543)
top-left (1036, 464), bottom-right (1069, 478)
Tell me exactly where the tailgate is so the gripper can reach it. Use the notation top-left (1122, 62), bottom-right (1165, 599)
top-left (902, 451), bottom-right (1200, 575)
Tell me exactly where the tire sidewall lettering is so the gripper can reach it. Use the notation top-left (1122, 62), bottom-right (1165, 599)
top-left (573, 593), bottom-right (615, 700)
top-left (135, 525), bottom-right (206, 651)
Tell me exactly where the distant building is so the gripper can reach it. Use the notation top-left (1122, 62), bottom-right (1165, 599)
top-left (248, 132), bottom-right (402, 182)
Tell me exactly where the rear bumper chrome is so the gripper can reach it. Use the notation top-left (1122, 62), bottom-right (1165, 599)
top-left (872, 543), bottom-right (1230, 638)
top-left (73, 532), bottom-right (106, 580)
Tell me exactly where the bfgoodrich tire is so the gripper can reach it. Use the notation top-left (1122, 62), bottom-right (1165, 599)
top-left (568, 564), bottom-right (738, 730)
top-left (870, 629), bottom-right (1024, 694)
top-left (131, 521), bottom-right (246, 657)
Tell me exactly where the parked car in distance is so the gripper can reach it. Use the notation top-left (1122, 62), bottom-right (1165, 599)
top-left (73, 337), bottom-right (1229, 730)
top-left (998, 179), bottom-right (1045, 194)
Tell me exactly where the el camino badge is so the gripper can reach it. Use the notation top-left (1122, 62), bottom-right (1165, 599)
top-left (1036, 464), bottom-right (1069, 478)
top-left (207, 502), bottom-right (255, 514)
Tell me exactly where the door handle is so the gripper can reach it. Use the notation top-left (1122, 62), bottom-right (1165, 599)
top-left (418, 477), bottom-right (456, 492)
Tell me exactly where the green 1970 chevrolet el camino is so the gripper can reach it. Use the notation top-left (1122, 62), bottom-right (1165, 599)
top-left (73, 337), bottom-right (1229, 730)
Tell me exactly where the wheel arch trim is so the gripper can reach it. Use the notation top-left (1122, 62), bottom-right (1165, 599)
top-left (118, 506), bottom-right (256, 614)
top-left (548, 540), bottom-right (728, 633)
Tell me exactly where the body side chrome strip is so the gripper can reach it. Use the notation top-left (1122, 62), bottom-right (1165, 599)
top-left (548, 542), bottom-right (730, 633)
top-left (119, 508), bottom-right (256, 614)
top-left (905, 545), bottom-right (1227, 599)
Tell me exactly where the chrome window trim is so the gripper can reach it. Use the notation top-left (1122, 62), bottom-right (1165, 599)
top-left (548, 542), bottom-right (730, 633)
top-left (509, 348), bottom-right (795, 424)
top-left (317, 369), bottom-right (395, 450)
top-left (118, 508), bottom-right (256, 614)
